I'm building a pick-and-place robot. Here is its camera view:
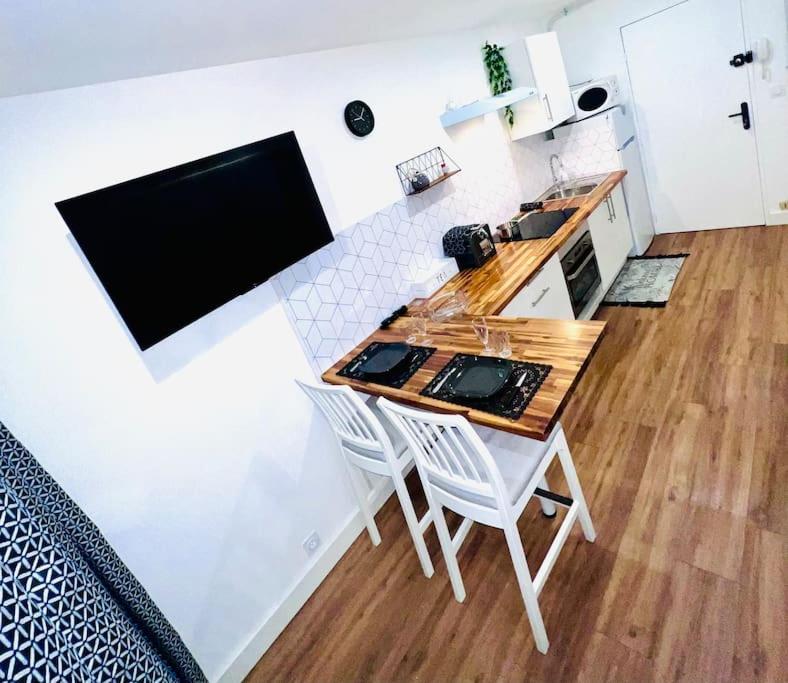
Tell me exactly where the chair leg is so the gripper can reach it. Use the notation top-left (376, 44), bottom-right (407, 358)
top-left (502, 520), bottom-right (550, 654)
top-left (427, 488), bottom-right (466, 602)
top-left (555, 429), bottom-right (596, 543)
top-left (346, 462), bottom-right (381, 546)
top-left (391, 467), bottom-right (434, 578)
top-left (537, 476), bottom-right (558, 518)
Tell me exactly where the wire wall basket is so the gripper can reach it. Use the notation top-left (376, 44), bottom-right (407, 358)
top-left (395, 146), bottom-right (461, 196)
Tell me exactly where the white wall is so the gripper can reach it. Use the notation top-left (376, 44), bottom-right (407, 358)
top-left (0, 22), bottom-right (546, 682)
top-left (553, 0), bottom-right (788, 225)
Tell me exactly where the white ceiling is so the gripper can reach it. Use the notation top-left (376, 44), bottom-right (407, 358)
top-left (0, 0), bottom-right (566, 98)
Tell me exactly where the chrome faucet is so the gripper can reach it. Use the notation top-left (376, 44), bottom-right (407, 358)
top-left (549, 154), bottom-right (566, 185)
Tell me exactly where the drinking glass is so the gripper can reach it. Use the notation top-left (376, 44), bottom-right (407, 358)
top-left (488, 330), bottom-right (512, 358)
top-left (407, 313), bottom-right (431, 345)
top-left (472, 317), bottom-right (490, 352)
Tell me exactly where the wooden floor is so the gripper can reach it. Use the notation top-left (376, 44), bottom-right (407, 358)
top-left (248, 226), bottom-right (787, 683)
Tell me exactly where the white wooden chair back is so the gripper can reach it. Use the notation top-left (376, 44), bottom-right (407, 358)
top-left (377, 397), bottom-right (510, 520)
top-left (296, 380), bottom-right (396, 471)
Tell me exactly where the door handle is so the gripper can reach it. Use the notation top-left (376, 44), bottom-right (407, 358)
top-left (543, 93), bottom-right (553, 121)
top-left (728, 101), bottom-right (751, 130)
top-left (566, 252), bottom-right (596, 281)
top-left (531, 287), bottom-right (551, 307)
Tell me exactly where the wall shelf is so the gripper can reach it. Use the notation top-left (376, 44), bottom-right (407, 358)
top-left (439, 86), bottom-right (537, 128)
top-left (395, 147), bottom-right (460, 197)
top-left (409, 169), bottom-right (460, 194)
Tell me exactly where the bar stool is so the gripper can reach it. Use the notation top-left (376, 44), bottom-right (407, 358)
top-left (377, 397), bottom-right (595, 653)
top-left (296, 380), bottom-right (434, 578)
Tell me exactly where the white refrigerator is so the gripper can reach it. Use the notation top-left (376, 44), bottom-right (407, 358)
top-left (552, 106), bottom-right (655, 255)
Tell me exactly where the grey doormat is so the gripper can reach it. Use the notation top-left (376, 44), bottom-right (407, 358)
top-left (602, 254), bottom-right (689, 307)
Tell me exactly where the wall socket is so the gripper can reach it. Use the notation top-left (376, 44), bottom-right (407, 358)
top-left (410, 258), bottom-right (460, 298)
top-left (779, 200), bottom-right (788, 211)
top-left (302, 531), bottom-right (321, 556)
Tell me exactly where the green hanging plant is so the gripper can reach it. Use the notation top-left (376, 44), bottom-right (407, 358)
top-left (482, 42), bottom-right (514, 127)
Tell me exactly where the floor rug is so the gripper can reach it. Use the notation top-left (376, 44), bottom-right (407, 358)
top-left (601, 254), bottom-right (689, 307)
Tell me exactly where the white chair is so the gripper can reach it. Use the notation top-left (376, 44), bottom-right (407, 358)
top-left (296, 380), bottom-right (434, 578)
top-left (377, 397), bottom-right (595, 654)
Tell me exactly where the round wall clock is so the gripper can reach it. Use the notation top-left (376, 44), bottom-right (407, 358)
top-left (344, 100), bottom-right (375, 137)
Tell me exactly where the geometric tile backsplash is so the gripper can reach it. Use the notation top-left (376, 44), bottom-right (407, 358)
top-left (272, 129), bottom-right (559, 375)
top-left (545, 112), bottom-right (621, 178)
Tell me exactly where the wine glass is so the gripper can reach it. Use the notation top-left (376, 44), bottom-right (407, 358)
top-left (472, 317), bottom-right (490, 353)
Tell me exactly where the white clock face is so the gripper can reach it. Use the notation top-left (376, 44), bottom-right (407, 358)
top-left (344, 100), bottom-right (375, 137)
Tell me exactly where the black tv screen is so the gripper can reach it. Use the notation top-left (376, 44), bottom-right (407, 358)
top-left (56, 132), bottom-right (333, 350)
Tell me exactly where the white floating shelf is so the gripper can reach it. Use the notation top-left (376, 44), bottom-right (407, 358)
top-left (439, 87), bottom-right (538, 128)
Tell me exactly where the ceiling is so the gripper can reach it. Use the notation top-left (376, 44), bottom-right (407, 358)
top-left (0, 0), bottom-right (567, 98)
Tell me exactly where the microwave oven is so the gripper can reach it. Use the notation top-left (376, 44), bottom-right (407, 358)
top-left (567, 76), bottom-right (621, 122)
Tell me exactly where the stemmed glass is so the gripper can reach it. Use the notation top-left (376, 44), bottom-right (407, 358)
top-left (472, 317), bottom-right (490, 353)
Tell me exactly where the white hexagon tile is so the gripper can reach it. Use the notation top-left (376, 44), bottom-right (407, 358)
top-left (271, 131), bottom-right (554, 376)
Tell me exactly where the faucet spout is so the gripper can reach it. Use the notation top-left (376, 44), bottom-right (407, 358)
top-left (549, 154), bottom-right (566, 185)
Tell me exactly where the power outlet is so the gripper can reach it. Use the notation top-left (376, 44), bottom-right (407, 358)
top-left (302, 531), bottom-right (321, 557)
top-left (779, 200), bottom-right (788, 211)
top-left (410, 258), bottom-right (459, 298)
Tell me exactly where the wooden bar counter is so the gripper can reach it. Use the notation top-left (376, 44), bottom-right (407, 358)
top-left (322, 315), bottom-right (606, 441)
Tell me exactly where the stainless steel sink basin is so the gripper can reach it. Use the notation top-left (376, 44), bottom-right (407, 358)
top-left (540, 183), bottom-right (598, 201)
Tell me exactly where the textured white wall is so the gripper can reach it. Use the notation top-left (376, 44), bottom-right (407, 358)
top-left (0, 23), bottom-right (548, 681)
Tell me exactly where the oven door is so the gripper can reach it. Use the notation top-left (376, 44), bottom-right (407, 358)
top-left (563, 244), bottom-right (602, 316)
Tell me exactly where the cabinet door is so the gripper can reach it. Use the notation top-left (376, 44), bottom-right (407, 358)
top-left (587, 185), bottom-right (634, 289)
top-left (525, 33), bottom-right (574, 127)
top-left (509, 32), bottom-right (573, 140)
top-left (500, 254), bottom-right (574, 319)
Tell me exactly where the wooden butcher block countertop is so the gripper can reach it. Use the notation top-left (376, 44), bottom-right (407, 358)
top-left (321, 315), bottom-right (606, 441)
top-left (424, 170), bottom-right (627, 316)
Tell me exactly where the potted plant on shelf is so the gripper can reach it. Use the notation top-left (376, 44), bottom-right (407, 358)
top-left (482, 42), bottom-right (514, 127)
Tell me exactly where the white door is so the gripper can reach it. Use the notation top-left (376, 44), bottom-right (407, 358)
top-left (622, 0), bottom-right (764, 233)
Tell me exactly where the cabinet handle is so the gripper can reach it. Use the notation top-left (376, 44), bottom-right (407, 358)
top-left (605, 195), bottom-right (613, 223)
top-left (531, 287), bottom-right (551, 306)
top-left (543, 93), bottom-right (553, 121)
top-left (609, 194), bottom-right (617, 220)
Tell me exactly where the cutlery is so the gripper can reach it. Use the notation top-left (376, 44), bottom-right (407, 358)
top-left (432, 366), bottom-right (459, 394)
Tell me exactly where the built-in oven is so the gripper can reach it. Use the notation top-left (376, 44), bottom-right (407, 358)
top-left (560, 230), bottom-right (601, 317)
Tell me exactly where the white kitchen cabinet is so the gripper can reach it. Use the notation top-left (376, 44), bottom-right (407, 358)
top-left (500, 254), bottom-right (574, 319)
top-left (505, 32), bottom-right (574, 140)
top-left (587, 185), bottom-right (634, 290)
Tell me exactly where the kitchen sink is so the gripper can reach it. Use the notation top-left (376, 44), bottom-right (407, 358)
top-left (539, 181), bottom-right (599, 201)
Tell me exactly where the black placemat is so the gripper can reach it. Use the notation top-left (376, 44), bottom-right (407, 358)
top-left (421, 354), bottom-right (551, 420)
top-left (338, 342), bottom-right (435, 388)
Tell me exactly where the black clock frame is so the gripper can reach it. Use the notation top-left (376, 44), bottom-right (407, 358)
top-left (344, 100), bottom-right (375, 137)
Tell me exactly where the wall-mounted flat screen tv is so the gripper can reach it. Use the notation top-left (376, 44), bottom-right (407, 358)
top-left (56, 131), bottom-right (333, 350)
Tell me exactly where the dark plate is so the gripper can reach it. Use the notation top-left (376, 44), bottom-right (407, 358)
top-left (444, 356), bottom-right (513, 399)
top-left (357, 342), bottom-right (413, 375)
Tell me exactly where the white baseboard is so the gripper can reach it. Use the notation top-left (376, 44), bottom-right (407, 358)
top-left (217, 471), bottom-right (405, 683)
top-left (766, 209), bottom-right (788, 226)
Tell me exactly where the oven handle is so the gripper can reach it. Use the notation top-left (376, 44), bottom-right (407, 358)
top-left (565, 250), bottom-right (596, 281)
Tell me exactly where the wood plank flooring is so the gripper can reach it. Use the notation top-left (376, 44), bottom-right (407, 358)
top-left (247, 226), bottom-right (787, 683)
